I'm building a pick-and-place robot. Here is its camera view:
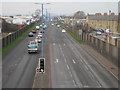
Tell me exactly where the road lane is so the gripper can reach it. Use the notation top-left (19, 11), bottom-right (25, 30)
top-left (49, 24), bottom-right (76, 88)
top-left (64, 32), bottom-right (118, 88)
top-left (3, 32), bottom-right (40, 88)
top-left (49, 22), bottom-right (118, 88)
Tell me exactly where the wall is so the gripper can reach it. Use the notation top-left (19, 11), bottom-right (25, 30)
top-left (2, 22), bottom-right (37, 48)
top-left (81, 32), bottom-right (119, 66)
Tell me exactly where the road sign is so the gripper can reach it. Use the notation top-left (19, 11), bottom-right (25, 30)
top-left (36, 58), bottom-right (45, 73)
top-left (79, 29), bottom-right (83, 35)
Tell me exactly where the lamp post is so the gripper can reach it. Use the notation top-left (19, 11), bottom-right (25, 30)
top-left (109, 10), bottom-right (111, 35)
top-left (35, 3), bottom-right (50, 57)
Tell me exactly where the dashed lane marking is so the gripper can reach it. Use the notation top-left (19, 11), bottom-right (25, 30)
top-left (72, 59), bottom-right (76, 64)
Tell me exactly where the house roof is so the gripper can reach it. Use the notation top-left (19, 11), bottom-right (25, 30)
top-left (88, 15), bottom-right (118, 21)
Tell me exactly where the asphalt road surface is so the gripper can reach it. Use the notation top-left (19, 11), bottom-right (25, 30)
top-left (48, 22), bottom-right (118, 88)
top-left (3, 31), bottom-right (40, 88)
top-left (2, 22), bottom-right (118, 88)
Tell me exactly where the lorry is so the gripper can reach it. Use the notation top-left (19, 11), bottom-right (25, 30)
top-left (28, 41), bottom-right (39, 53)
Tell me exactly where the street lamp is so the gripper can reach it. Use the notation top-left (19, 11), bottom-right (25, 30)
top-left (35, 3), bottom-right (50, 57)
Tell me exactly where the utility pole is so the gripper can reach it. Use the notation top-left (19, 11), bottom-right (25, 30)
top-left (109, 10), bottom-right (111, 35)
top-left (41, 3), bottom-right (44, 57)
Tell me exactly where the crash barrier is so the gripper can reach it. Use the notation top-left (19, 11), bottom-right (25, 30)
top-left (2, 21), bottom-right (39, 48)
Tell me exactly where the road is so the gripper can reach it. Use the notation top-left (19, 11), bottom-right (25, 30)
top-left (3, 32), bottom-right (40, 88)
top-left (2, 22), bottom-right (118, 88)
top-left (48, 22), bottom-right (118, 88)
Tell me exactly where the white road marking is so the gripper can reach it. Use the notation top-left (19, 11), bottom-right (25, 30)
top-left (72, 59), bottom-right (76, 64)
top-left (73, 80), bottom-right (76, 86)
top-left (83, 85), bottom-right (89, 88)
top-left (32, 73), bottom-right (37, 88)
top-left (64, 43), bottom-right (66, 46)
top-left (67, 65), bottom-right (70, 70)
top-left (54, 59), bottom-right (59, 63)
top-left (56, 59), bottom-right (59, 63)
top-left (97, 81), bottom-right (102, 87)
top-left (53, 43), bottom-right (55, 45)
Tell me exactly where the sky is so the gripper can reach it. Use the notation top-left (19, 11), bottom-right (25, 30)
top-left (1, 1), bottom-right (119, 16)
top-left (1, 0), bottom-right (120, 2)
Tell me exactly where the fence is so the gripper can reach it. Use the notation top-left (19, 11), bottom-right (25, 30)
top-left (2, 21), bottom-right (38, 48)
top-left (79, 31), bottom-right (119, 66)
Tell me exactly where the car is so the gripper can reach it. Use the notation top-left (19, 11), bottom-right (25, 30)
top-left (62, 29), bottom-right (66, 33)
top-left (96, 31), bottom-right (102, 35)
top-left (28, 32), bottom-right (34, 37)
top-left (36, 26), bottom-right (40, 30)
top-left (40, 30), bottom-right (45, 33)
top-left (28, 41), bottom-right (39, 53)
top-left (35, 37), bottom-right (42, 43)
top-left (38, 33), bottom-right (42, 38)
top-left (57, 25), bottom-right (60, 28)
top-left (51, 23), bottom-right (54, 26)
top-left (40, 24), bottom-right (42, 28)
top-left (31, 29), bottom-right (37, 33)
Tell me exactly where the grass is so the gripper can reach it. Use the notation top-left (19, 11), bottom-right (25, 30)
top-left (66, 30), bottom-right (86, 44)
top-left (2, 22), bottom-right (40, 56)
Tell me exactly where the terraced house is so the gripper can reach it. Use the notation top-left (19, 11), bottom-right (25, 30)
top-left (87, 13), bottom-right (119, 34)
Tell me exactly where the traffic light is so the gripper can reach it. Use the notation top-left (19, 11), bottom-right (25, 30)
top-left (36, 58), bottom-right (45, 73)
top-left (40, 58), bottom-right (45, 72)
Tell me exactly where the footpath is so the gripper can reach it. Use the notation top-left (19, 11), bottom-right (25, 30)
top-left (80, 44), bottom-right (119, 80)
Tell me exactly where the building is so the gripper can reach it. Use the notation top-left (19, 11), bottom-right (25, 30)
top-left (87, 13), bottom-right (119, 34)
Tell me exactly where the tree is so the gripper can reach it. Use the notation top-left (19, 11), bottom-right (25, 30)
top-left (35, 9), bottom-right (41, 18)
top-left (73, 11), bottom-right (86, 19)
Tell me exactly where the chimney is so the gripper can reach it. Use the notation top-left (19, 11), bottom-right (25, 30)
top-left (95, 13), bottom-right (101, 16)
top-left (104, 13), bottom-right (107, 16)
top-left (111, 13), bottom-right (115, 16)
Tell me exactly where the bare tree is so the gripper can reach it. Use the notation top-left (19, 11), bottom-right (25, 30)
top-left (73, 11), bottom-right (86, 19)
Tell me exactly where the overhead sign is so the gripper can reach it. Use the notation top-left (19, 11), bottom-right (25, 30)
top-left (36, 58), bottom-right (45, 73)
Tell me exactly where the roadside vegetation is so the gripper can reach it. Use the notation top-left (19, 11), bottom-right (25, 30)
top-left (59, 22), bottom-right (86, 44)
top-left (66, 30), bottom-right (86, 44)
top-left (2, 22), bottom-right (40, 56)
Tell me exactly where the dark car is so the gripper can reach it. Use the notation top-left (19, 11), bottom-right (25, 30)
top-left (40, 30), bottom-right (45, 33)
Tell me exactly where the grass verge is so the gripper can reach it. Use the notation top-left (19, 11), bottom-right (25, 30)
top-left (66, 30), bottom-right (86, 44)
top-left (59, 22), bottom-right (86, 44)
top-left (2, 22), bottom-right (40, 56)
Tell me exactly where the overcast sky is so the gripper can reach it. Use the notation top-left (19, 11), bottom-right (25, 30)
top-left (1, 1), bottom-right (119, 16)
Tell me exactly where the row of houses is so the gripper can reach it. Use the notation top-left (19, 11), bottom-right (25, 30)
top-left (63, 12), bottom-right (120, 34)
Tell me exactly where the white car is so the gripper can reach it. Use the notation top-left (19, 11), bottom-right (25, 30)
top-left (38, 33), bottom-right (42, 38)
top-left (62, 29), bottom-right (66, 33)
top-left (57, 25), bottom-right (60, 28)
top-left (96, 31), bottom-right (102, 35)
top-left (35, 37), bottom-right (42, 43)
top-left (51, 23), bottom-right (54, 26)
